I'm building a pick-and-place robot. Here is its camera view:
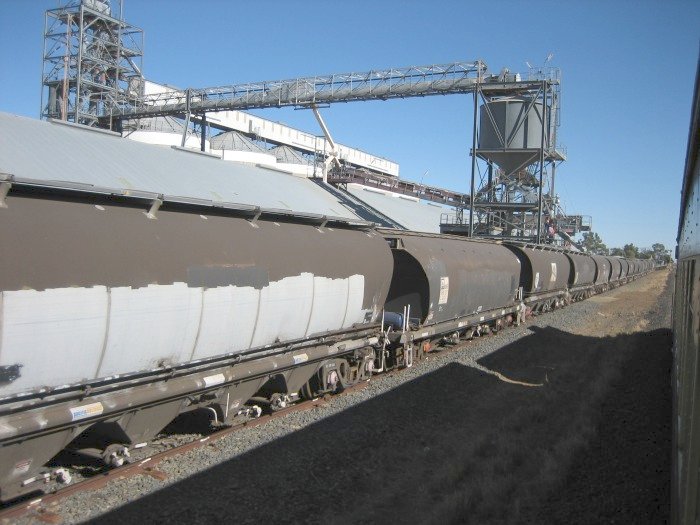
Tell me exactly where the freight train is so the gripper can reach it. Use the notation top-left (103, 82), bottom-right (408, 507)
top-left (0, 114), bottom-right (654, 501)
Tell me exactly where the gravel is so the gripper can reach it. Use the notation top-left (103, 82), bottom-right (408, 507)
top-left (12, 276), bottom-right (662, 524)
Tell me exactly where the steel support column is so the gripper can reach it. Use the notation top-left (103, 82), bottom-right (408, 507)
top-left (200, 113), bottom-right (207, 152)
top-left (536, 80), bottom-right (547, 244)
top-left (468, 87), bottom-right (479, 237)
top-left (181, 89), bottom-right (191, 148)
top-left (486, 161), bottom-right (493, 232)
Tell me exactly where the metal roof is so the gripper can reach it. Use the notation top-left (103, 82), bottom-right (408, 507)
top-left (124, 116), bottom-right (187, 134)
top-left (270, 145), bottom-right (310, 165)
top-left (209, 130), bottom-right (267, 153)
top-left (0, 112), bottom-right (358, 219)
top-left (344, 183), bottom-right (454, 233)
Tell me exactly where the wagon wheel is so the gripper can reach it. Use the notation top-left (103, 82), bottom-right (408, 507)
top-left (301, 380), bottom-right (315, 401)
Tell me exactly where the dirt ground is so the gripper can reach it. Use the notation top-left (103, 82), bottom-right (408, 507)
top-left (94, 270), bottom-right (673, 525)
top-left (423, 270), bottom-right (673, 524)
top-left (516, 271), bottom-right (672, 524)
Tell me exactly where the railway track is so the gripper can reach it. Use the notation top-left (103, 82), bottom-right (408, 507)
top-left (0, 306), bottom-right (583, 522)
top-left (0, 381), bottom-right (372, 522)
top-left (0, 270), bottom-right (657, 522)
top-left (0, 271), bottom-right (669, 524)
top-left (0, 321), bottom-right (516, 522)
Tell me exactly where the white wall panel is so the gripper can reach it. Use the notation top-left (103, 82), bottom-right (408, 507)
top-left (306, 277), bottom-right (348, 336)
top-left (0, 287), bottom-right (108, 395)
top-left (126, 130), bottom-right (209, 151)
top-left (97, 284), bottom-right (202, 376)
top-left (220, 150), bottom-right (277, 166)
top-left (0, 273), bottom-right (368, 396)
top-left (191, 285), bottom-right (260, 359)
top-left (343, 275), bottom-right (367, 327)
top-left (250, 273), bottom-right (314, 348)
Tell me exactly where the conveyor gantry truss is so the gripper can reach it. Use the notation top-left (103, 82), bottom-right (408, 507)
top-left (97, 60), bottom-right (563, 244)
top-left (100, 61), bottom-right (553, 122)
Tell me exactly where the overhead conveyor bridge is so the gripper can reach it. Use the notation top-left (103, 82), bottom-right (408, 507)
top-left (103, 61), bottom-right (555, 122)
top-left (95, 58), bottom-right (565, 244)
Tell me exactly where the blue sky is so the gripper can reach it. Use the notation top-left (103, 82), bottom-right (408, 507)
top-left (1, 0), bottom-right (698, 251)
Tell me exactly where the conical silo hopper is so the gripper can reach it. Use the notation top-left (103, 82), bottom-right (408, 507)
top-left (478, 98), bottom-right (549, 176)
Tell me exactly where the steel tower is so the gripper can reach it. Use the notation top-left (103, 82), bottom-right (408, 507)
top-left (440, 66), bottom-right (566, 244)
top-left (41, 0), bottom-right (143, 127)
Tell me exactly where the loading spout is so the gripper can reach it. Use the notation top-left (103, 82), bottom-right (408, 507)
top-left (556, 229), bottom-right (584, 251)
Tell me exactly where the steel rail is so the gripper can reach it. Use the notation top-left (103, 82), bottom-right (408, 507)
top-left (0, 381), bottom-right (372, 522)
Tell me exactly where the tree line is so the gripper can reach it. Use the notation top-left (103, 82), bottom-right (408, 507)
top-left (580, 232), bottom-right (672, 263)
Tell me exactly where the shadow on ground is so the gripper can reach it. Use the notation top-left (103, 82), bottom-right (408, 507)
top-left (92, 325), bottom-right (671, 525)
